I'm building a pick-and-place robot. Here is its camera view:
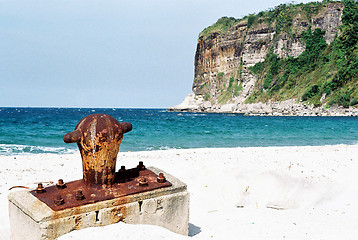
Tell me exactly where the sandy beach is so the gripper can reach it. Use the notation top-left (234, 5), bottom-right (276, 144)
top-left (1, 145), bottom-right (358, 239)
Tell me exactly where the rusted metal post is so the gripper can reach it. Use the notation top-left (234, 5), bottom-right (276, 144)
top-left (63, 114), bottom-right (132, 187)
top-left (9, 113), bottom-right (189, 240)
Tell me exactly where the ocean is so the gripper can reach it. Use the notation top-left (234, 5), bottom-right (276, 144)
top-left (1, 107), bottom-right (358, 155)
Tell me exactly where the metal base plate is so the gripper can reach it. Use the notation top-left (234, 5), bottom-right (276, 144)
top-left (30, 168), bottom-right (172, 211)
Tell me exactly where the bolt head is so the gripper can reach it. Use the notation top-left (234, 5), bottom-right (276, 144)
top-left (138, 177), bottom-right (148, 186)
top-left (75, 190), bottom-right (85, 201)
top-left (137, 161), bottom-right (146, 170)
top-left (157, 173), bottom-right (166, 183)
top-left (56, 179), bottom-right (67, 189)
top-left (36, 183), bottom-right (46, 193)
top-left (54, 195), bottom-right (65, 206)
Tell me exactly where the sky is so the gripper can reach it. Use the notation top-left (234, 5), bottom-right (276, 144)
top-left (1, 0), bottom-right (313, 108)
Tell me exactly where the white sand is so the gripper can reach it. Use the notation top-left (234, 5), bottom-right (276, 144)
top-left (1, 145), bottom-right (358, 239)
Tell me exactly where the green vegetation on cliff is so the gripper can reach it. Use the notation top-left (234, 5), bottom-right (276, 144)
top-left (247, 0), bottom-right (358, 108)
top-left (218, 77), bottom-right (242, 104)
top-left (195, 0), bottom-right (357, 108)
top-left (199, 0), bottom-right (328, 38)
top-left (200, 17), bottom-right (241, 38)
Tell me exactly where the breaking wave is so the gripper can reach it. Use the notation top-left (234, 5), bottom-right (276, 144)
top-left (0, 144), bottom-right (76, 155)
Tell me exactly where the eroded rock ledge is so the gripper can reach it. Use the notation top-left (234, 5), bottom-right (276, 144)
top-left (168, 94), bottom-right (358, 117)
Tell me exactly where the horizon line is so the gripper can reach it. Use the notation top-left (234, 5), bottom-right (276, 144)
top-left (0, 106), bottom-right (168, 109)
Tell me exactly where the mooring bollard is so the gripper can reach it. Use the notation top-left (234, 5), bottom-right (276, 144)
top-left (8, 113), bottom-right (190, 240)
top-left (63, 114), bottom-right (132, 186)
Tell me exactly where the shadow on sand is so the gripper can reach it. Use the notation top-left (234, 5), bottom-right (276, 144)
top-left (188, 223), bottom-right (201, 237)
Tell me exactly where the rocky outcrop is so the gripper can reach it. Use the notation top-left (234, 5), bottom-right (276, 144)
top-left (168, 95), bottom-right (358, 116)
top-left (170, 2), bottom-right (349, 116)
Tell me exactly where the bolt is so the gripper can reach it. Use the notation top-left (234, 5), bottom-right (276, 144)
top-left (157, 173), bottom-right (166, 183)
top-left (75, 190), bottom-right (85, 201)
top-left (137, 161), bottom-right (146, 170)
top-left (138, 177), bottom-right (148, 186)
top-left (54, 195), bottom-right (65, 206)
top-left (118, 165), bottom-right (127, 183)
top-left (56, 179), bottom-right (67, 189)
top-left (36, 183), bottom-right (46, 193)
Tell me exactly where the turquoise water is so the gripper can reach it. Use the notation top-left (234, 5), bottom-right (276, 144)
top-left (1, 107), bottom-right (358, 155)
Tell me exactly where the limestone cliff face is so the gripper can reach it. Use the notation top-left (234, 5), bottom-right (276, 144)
top-left (192, 2), bottom-right (343, 105)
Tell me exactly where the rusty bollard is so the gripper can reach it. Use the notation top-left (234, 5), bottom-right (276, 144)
top-left (63, 114), bottom-right (132, 187)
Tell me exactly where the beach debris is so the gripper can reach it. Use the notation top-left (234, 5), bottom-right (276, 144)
top-left (8, 186), bottom-right (30, 190)
top-left (9, 181), bottom-right (54, 191)
top-left (266, 205), bottom-right (287, 210)
top-left (208, 210), bottom-right (218, 213)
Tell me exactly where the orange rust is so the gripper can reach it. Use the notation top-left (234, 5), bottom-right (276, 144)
top-left (63, 114), bottom-right (132, 186)
top-left (74, 215), bottom-right (83, 230)
top-left (30, 168), bottom-right (172, 211)
top-left (110, 206), bottom-right (126, 223)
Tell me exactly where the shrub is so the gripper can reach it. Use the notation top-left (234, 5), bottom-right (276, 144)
top-left (204, 93), bottom-right (210, 101)
top-left (200, 17), bottom-right (239, 38)
top-left (263, 74), bottom-right (273, 89)
top-left (249, 62), bottom-right (264, 75)
top-left (301, 85), bottom-right (320, 101)
top-left (275, 4), bottom-right (293, 33)
top-left (350, 98), bottom-right (358, 106)
top-left (247, 14), bottom-right (257, 28)
top-left (337, 90), bottom-right (351, 108)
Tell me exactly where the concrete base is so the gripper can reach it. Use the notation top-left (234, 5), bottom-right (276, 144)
top-left (8, 167), bottom-right (189, 240)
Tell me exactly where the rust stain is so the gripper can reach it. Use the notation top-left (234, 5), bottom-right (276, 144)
top-left (110, 206), bottom-right (126, 223)
top-left (74, 215), bottom-right (83, 230)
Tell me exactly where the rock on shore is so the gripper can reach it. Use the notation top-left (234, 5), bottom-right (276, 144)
top-left (168, 94), bottom-right (358, 116)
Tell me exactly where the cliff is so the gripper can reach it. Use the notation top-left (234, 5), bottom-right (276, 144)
top-left (169, 1), bottom-right (358, 116)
